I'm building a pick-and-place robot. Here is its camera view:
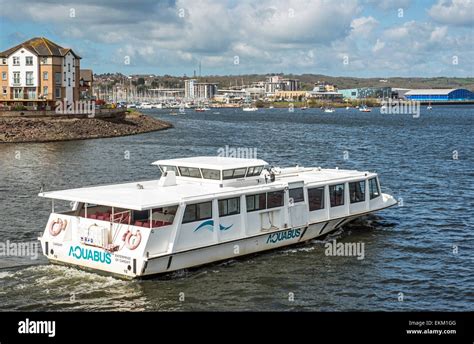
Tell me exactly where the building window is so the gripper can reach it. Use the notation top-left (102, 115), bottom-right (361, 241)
top-left (201, 168), bottom-right (220, 180)
top-left (267, 190), bottom-right (284, 209)
top-left (68, 78), bottom-right (71, 87)
top-left (13, 56), bottom-right (20, 65)
top-left (1, 72), bottom-right (6, 80)
top-left (218, 197), bottom-right (240, 217)
top-left (25, 56), bottom-right (33, 66)
top-left (43, 86), bottom-right (48, 95)
top-left (308, 187), bottom-right (324, 211)
top-left (246, 193), bottom-right (266, 212)
top-left (329, 184), bottom-right (345, 207)
top-left (43, 71), bottom-right (48, 80)
top-left (13, 88), bottom-right (22, 99)
top-left (72, 72), bottom-right (75, 82)
top-left (41, 57), bottom-right (47, 64)
top-left (26, 72), bottom-right (33, 85)
top-left (289, 187), bottom-right (304, 203)
top-left (27, 88), bottom-right (36, 100)
top-left (13, 72), bottom-right (20, 84)
top-left (63, 72), bottom-right (66, 82)
top-left (55, 87), bottom-right (61, 98)
top-left (349, 181), bottom-right (366, 203)
top-left (68, 63), bottom-right (70, 72)
top-left (2, 87), bottom-right (6, 95)
top-left (55, 72), bottom-right (61, 85)
top-left (182, 201), bottom-right (212, 224)
top-left (369, 178), bottom-right (380, 199)
top-left (2, 58), bottom-right (6, 64)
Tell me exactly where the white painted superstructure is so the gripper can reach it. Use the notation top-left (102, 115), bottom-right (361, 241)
top-left (38, 156), bottom-right (397, 279)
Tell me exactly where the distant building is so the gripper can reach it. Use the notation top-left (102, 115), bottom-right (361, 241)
top-left (404, 89), bottom-right (474, 102)
top-left (0, 37), bottom-right (81, 109)
top-left (313, 82), bottom-right (337, 93)
top-left (264, 76), bottom-right (299, 93)
top-left (338, 87), bottom-right (392, 100)
top-left (184, 79), bottom-right (196, 98)
top-left (273, 90), bottom-right (308, 100)
top-left (307, 91), bottom-right (343, 101)
top-left (184, 79), bottom-right (217, 99)
top-left (79, 69), bottom-right (93, 99)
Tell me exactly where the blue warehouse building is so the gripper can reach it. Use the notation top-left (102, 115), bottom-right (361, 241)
top-left (404, 88), bottom-right (474, 102)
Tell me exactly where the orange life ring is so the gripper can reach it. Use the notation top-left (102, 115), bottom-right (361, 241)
top-left (49, 218), bottom-right (67, 236)
top-left (125, 230), bottom-right (142, 250)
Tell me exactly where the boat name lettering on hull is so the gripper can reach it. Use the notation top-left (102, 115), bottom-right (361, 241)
top-left (68, 246), bottom-right (111, 264)
top-left (266, 229), bottom-right (301, 244)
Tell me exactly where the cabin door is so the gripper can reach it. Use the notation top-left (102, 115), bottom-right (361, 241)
top-left (288, 182), bottom-right (308, 228)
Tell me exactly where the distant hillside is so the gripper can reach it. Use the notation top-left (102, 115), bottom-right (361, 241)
top-left (94, 73), bottom-right (474, 91)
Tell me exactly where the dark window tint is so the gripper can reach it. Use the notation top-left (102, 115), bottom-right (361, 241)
top-left (179, 166), bottom-right (201, 178)
top-left (329, 184), bottom-right (345, 207)
top-left (246, 193), bottom-right (266, 212)
top-left (201, 168), bottom-right (220, 180)
top-left (218, 197), bottom-right (240, 217)
top-left (369, 178), bottom-right (380, 199)
top-left (308, 187), bottom-right (324, 211)
top-left (182, 201), bottom-right (212, 223)
top-left (289, 187), bottom-right (304, 203)
top-left (349, 181), bottom-right (365, 203)
top-left (267, 190), bottom-right (284, 209)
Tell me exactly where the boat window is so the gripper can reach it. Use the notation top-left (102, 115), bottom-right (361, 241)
top-left (267, 190), bottom-right (284, 208)
top-left (246, 193), bottom-right (266, 212)
top-left (182, 201), bottom-right (213, 224)
top-left (369, 178), bottom-right (380, 199)
top-left (308, 187), bottom-right (324, 211)
top-left (289, 187), bottom-right (305, 203)
top-left (233, 168), bottom-right (247, 178)
top-left (151, 205), bottom-right (177, 227)
top-left (329, 184), bottom-right (345, 207)
top-left (246, 166), bottom-right (263, 177)
top-left (160, 165), bottom-right (178, 175)
top-left (179, 166), bottom-right (202, 178)
top-left (223, 169), bottom-right (234, 179)
top-left (349, 181), bottom-right (366, 203)
top-left (201, 168), bottom-right (220, 180)
top-left (218, 197), bottom-right (240, 217)
top-left (223, 168), bottom-right (247, 179)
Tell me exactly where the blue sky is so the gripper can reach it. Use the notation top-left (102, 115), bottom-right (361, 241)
top-left (0, 0), bottom-right (472, 77)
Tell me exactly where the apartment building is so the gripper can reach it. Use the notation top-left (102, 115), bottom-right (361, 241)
top-left (0, 37), bottom-right (81, 109)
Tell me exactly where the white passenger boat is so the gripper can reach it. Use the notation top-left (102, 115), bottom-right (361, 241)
top-left (242, 105), bottom-right (258, 112)
top-left (38, 157), bottom-right (397, 279)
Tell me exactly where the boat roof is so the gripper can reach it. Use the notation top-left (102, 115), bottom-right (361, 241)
top-left (152, 156), bottom-right (268, 170)
top-left (39, 165), bottom-right (377, 211)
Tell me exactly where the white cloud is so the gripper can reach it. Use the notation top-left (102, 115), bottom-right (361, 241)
top-left (428, 0), bottom-right (474, 26)
top-left (372, 39), bottom-right (385, 52)
top-left (351, 16), bottom-right (379, 37)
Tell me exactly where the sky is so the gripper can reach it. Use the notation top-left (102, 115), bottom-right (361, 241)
top-left (0, 0), bottom-right (473, 77)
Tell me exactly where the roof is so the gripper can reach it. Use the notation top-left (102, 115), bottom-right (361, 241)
top-left (0, 37), bottom-right (81, 58)
top-left (152, 156), bottom-right (268, 170)
top-left (80, 69), bottom-right (93, 82)
top-left (404, 89), bottom-right (457, 96)
top-left (38, 165), bottom-right (376, 211)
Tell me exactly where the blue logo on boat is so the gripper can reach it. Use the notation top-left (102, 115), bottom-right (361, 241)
top-left (194, 220), bottom-right (233, 232)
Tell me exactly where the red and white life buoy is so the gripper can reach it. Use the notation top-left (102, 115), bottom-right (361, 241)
top-left (49, 218), bottom-right (67, 236)
top-left (125, 230), bottom-right (142, 250)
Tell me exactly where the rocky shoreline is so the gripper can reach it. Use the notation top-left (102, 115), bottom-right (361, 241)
top-left (0, 112), bottom-right (172, 143)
